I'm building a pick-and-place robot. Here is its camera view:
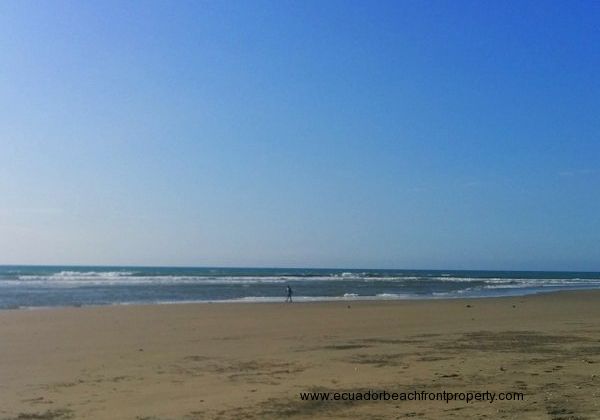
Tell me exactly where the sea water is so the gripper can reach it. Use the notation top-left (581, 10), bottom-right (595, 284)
top-left (1, 265), bottom-right (599, 309)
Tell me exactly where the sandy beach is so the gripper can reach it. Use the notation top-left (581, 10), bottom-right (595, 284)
top-left (2, 291), bottom-right (600, 419)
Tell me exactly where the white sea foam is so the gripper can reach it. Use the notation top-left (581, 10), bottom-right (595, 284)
top-left (4, 273), bottom-right (425, 287)
top-left (4, 273), bottom-right (600, 289)
top-left (483, 278), bottom-right (600, 289)
top-left (55, 271), bottom-right (134, 277)
top-left (363, 276), bottom-right (421, 282)
top-left (375, 293), bottom-right (412, 299)
top-left (6, 275), bottom-right (293, 287)
top-left (432, 276), bottom-right (490, 282)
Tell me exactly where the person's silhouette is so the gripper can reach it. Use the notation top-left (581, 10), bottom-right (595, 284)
top-left (285, 285), bottom-right (293, 303)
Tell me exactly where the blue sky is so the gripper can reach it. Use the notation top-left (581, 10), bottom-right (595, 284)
top-left (1, 0), bottom-right (599, 270)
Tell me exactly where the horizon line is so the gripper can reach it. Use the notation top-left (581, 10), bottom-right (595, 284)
top-left (0, 263), bottom-right (598, 274)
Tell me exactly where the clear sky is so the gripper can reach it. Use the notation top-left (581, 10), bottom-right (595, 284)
top-left (1, 0), bottom-right (599, 270)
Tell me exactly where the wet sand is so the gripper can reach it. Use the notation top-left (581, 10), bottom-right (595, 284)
top-left (2, 291), bottom-right (600, 419)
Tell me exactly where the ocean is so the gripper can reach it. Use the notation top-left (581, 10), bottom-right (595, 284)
top-left (1, 265), bottom-right (599, 309)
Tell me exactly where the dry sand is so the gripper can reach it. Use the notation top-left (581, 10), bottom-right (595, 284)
top-left (2, 291), bottom-right (600, 419)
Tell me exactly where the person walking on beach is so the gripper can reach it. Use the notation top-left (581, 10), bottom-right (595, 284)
top-left (285, 285), bottom-right (293, 303)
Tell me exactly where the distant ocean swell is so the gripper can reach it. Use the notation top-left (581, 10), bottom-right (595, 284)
top-left (1, 266), bottom-right (599, 309)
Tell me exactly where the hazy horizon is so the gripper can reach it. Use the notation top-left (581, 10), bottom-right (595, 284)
top-left (1, 263), bottom-right (599, 274)
top-left (2, 1), bottom-right (599, 271)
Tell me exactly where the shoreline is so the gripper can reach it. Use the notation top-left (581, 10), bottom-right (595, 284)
top-left (1, 287), bottom-right (598, 313)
